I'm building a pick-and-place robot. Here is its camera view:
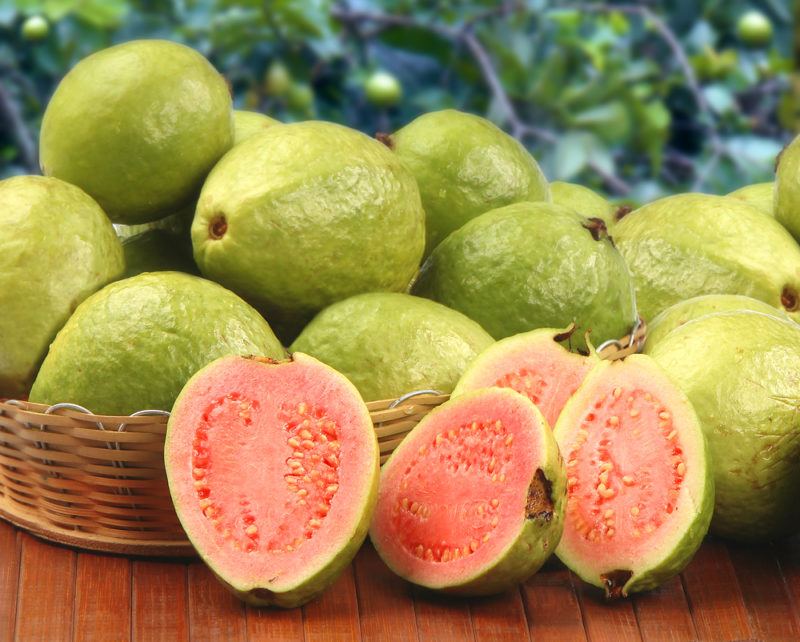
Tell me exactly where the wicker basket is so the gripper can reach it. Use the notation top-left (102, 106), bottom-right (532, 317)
top-left (0, 320), bottom-right (645, 557)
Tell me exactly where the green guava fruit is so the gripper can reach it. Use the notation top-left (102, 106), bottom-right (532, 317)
top-left (290, 293), bottom-right (493, 401)
top-left (21, 15), bottom-right (48, 41)
top-left (550, 181), bottom-right (616, 231)
top-left (412, 201), bottom-right (638, 353)
top-left (737, 10), bottom-right (773, 47)
top-left (554, 355), bottom-right (713, 597)
top-left (122, 229), bottom-right (198, 278)
top-left (165, 353), bottom-right (379, 607)
top-left (29, 272), bottom-right (284, 415)
top-left (386, 109), bottom-right (550, 256)
top-left (613, 193), bottom-right (800, 322)
top-left (452, 327), bottom-right (597, 427)
top-left (0, 176), bottom-right (124, 399)
top-left (727, 182), bottom-right (774, 217)
top-left (365, 71), bottom-right (402, 107)
top-left (646, 294), bottom-right (791, 348)
top-left (39, 40), bottom-right (233, 224)
top-left (114, 203), bottom-right (196, 241)
top-left (192, 121), bottom-right (425, 336)
top-left (646, 311), bottom-right (800, 542)
top-left (232, 110), bottom-right (279, 145)
top-left (775, 135), bottom-right (800, 241)
top-left (370, 387), bottom-right (565, 595)
top-left (264, 61), bottom-right (291, 97)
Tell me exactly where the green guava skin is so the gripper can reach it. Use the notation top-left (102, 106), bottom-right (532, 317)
top-left (40, 40), bottom-right (233, 225)
top-left (412, 202), bottom-right (637, 353)
top-left (371, 388), bottom-right (566, 596)
top-left (554, 356), bottom-right (713, 596)
top-left (646, 294), bottom-right (791, 348)
top-left (550, 181), bottom-right (616, 231)
top-left (727, 182), bottom-right (774, 217)
top-left (29, 272), bottom-right (285, 415)
top-left (232, 110), bottom-right (279, 145)
top-left (290, 292), bottom-right (494, 401)
top-left (646, 311), bottom-right (800, 542)
top-left (192, 121), bottom-right (426, 331)
top-left (0, 176), bottom-right (123, 399)
top-left (122, 229), bottom-right (199, 278)
top-left (390, 109), bottom-right (550, 256)
top-left (613, 193), bottom-right (800, 323)
top-left (776, 136), bottom-right (800, 241)
top-left (165, 354), bottom-right (379, 608)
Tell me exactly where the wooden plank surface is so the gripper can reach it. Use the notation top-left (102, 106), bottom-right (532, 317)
top-left (1, 524), bottom-right (800, 642)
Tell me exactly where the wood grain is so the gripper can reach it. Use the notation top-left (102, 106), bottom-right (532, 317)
top-left (574, 580), bottom-right (642, 642)
top-left (246, 604), bottom-right (304, 642)
top-left (469, 589), bottom-right (531, 642)
top-left (0, 521), bottom-right (20, 642)
top-left (413, 587), bottom-right (474, 642)
top-left (303, 565), bottom-right (362, 642)
top-left (632, 575), bottom-right (696, 642)
top-left (132, 560), bottom-right (189, 642)
top-left (521, 565), bottom-right (587, 640)
top-left (74, 553), bottom-right (131, 642)
top-left (187, 562), bottom-right (247, 642)
top-left (15, 534), bottom-right (76, 642)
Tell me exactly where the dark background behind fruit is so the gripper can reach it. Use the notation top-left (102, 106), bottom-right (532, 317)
top-left (0, 0), bottom-right (793, 203)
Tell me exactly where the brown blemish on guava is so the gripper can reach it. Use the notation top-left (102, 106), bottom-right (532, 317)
top-left (614, 204), bottom-right (633, 222)
top-left (209, 214), bottom-right (228, 239)
top-left (601, 569), bottom-right (633, 599)
top-left (526, 469), bottom-right (554, 521)
top-left (553, 324), bottom-right (577, 344)
top-left (582, 218), bottom-right (609, 242)
top-left (375, 132), bottom-right (394, 149)
top-left (781, 286), bottom-right (799, 312)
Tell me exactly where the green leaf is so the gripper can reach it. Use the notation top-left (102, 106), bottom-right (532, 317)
top-left (553, 131), bottom-right (596, 180)
top-left (74, 0), bottom-right (129, 29)
top-left (703, 85), bottom-right (736, 114)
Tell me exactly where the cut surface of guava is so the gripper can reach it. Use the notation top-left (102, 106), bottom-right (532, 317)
top-left (165, 353), bottom-right (379, 607)
top-left (370, 387), bottom-right (565, 595)
top-left (452, 327), bottom-right (596, 427)
top-left (554, 355), bottom-right (712, 597)
top-left (290, 292), bottom-right (494, 401)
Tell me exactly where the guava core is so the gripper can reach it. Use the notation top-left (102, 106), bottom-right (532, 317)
top-left (389, 109), bottom-right (550, 256)
top-left (0, 176), bottom-right (123, 399)
top-left (40, 39), bottom-right (233, 224)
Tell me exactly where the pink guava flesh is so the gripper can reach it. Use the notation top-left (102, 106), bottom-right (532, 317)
top-left (371, 388), bottom-right (555, 589)
top-left (454, 329), bottom-right (593, 427)
top-left (165, 354), bottom-right (377, 595)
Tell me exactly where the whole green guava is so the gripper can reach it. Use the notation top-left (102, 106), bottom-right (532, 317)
top-left (388, 109), bottom-right (550, 256)
top-left (192, 121), bottom-right (425, 339)
top-left (40, 40), bottom-right (233, 224)
top-left (614, 193), bottom-right (800, 322)
top-left (365, 71), bottom-right (402, 107)
top-left (29, 272), bottom-right (285, 415)
top-left (412, 202), bottom-right (637, 353)
top-left (775, 136), bottom-right (800, 241)
top-left (290, 293), bottom-right (494, 401)
top-left (646, 311), bottom-right (800, 542)
top-left (550, 181), bottom-right (616, 231)
top-left (0, 176), bottom-right (124, 399)
top-left (232, 110), bottom-right (279, 145)
top-left (726, 182), bottom-right (774, 217)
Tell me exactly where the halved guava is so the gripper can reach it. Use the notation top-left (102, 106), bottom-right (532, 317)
top-left (452, 327), bottom-right (596, 427)
top-left (554, 355), bottom-right (713, 597)
top-left (165, 353), bottom-right (379, 608)
top-left (370, 387), bottom-right (566, 595)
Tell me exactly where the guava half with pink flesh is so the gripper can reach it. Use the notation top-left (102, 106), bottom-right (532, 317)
top-left (554, 355), bottom-right (713, 597)
top-left (452, 327), bottom-right (597, 427)
top-left (370, 387), bottom-right (566, 595)
top-left (165, 353), bottom-right (379, 608)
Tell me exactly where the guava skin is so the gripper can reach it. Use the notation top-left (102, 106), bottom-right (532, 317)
top-left (412, 201), bottom-right (637, 353)
top-left (550, 181), bottom-right (616, 231)
top-left (29, 272), bottom-right (285, 415)
top-left (40, 40), bottom-right (233, 225)
top-left (390, 109), bottom-right (550, 256)
top-left (232, 110), bottom-right (279, 145)
top-left (646, 294), bottom-right (791, 348)
top-left (193, 121), bottom-right (425, 328)
top-left (122, 229), bottom-right (199, 278)
top-left (291, 292), bottom-right (494, 401)
top-left (776, 136), bottom-right (800, 241)
top-left (614, 193), bottom-right (800, 323)
top-left (646, 311), bottom-right (800, 542)
top-left (0, 176), bottom-right (124, 399)
top-left (727, 182), bottom-right (774, 217)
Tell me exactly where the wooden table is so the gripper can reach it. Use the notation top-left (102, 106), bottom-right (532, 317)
top-left (2, 518), bottom-right (799, 641)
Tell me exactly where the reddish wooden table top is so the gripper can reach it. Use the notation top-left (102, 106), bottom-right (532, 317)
top-left (2, 518), bottom-right (799, 642)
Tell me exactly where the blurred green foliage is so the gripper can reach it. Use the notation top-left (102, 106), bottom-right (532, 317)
top-left (0, 0), bottom-right (793, 201)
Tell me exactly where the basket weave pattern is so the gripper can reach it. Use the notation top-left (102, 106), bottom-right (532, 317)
top-left (0, 320), bottom-right (645, 556)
